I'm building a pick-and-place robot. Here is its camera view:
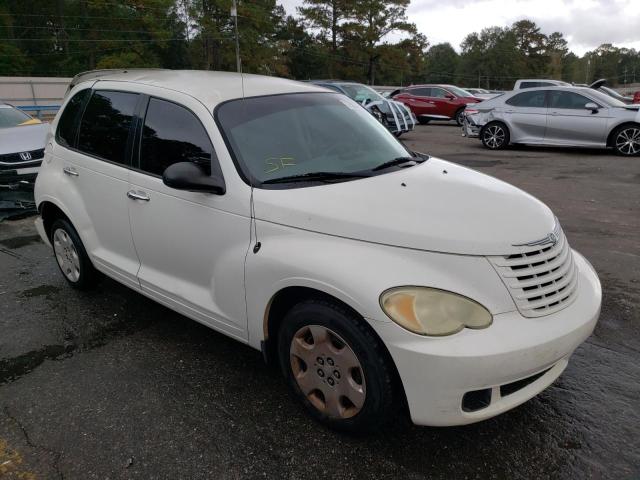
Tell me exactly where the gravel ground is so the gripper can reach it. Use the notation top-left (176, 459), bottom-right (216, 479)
top-left (0, 122), bottom-right (638, 479)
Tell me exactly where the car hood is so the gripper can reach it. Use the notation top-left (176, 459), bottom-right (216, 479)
top-left (254, 158), bottom-right (556, 256)
top-left (0, 123), bottom-right (49, 155)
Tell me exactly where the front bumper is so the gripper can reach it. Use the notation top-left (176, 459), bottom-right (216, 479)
top-left (0, 162), bottom-right (41, 189)
top-left (370, 250), bottom-right (601, 426)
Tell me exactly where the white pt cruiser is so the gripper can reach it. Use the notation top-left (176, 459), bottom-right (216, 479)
top-left (35, 70), bottom-right (601, 433)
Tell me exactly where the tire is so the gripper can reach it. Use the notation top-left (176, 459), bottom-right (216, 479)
top-left (393, 131), bottom-right (403, 138)
top-left (50, 218), bottom-right (99, 290)
top-left (611, 124), bottom-right (640, 156)
top-left (278, 299), bottom-right (396, 433)
top-left (481, 121), bottom-right (510, 150)
top-left (418, 117), bottom-right (431, 125)
top-left (454, 108), bottom-right (466, 126)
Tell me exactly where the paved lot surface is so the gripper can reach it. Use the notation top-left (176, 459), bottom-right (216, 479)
top-left (1, 122), bottom-right (639, 479)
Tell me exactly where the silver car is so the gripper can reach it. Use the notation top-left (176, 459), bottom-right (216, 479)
top-left (462, 86), bottom-right (640, 156)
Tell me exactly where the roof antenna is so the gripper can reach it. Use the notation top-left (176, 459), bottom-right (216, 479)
top-left (231, 0), bottom-right (244, 98)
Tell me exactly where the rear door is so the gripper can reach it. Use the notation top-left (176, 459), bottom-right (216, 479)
top-left (503, 90), bottom-right (549, 143)
top-left (56, 86), bottom-right (142, 288)
top-left (127, 92), bottom-right (250, 339)
top-left (396, 88), bottom-right (440, 118)
top-left (545, 91), bottom-right (610, 146)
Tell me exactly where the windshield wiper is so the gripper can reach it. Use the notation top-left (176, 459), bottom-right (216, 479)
top-left (371, 156), bottom-right (425, 172)
top-left (261, 171), bottom-right (371, 185)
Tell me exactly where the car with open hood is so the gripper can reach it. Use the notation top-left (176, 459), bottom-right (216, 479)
top-left (35, 70), bottom-right (601, 433)
top-left (311, 80), bottom-right (415, 137)
top-left (0, 103), bottom-right (48, 189)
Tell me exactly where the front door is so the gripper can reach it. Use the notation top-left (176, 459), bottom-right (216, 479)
top-left (127, 94), bottom-right (250, 339)
top-left (545, 91), bottom-right (610, 146)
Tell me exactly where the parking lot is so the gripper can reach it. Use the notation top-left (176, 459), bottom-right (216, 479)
top-left (0, 122), bottom-right (638, 479)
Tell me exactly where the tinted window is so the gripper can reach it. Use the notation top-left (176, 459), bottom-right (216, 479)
top-left (431, 88), bottom-right (448, 98)
top-left (548, 91), bottom-right (593, 109)
top-left (506, 90), bottom-right (547, 108)
top-left (139, 98), bottom-right (217, 177)
top-left (77, 90), bottom-right (138, 164)
top-left (56, 89), bottom-right (91, 147)
top-left (408, 88), bottom-right (431, 97)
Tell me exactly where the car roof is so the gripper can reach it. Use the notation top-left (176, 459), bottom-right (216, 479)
top-left (74, 70), bottom-right (329, 110)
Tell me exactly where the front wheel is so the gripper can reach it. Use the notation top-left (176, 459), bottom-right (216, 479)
top-left (612, 125), bottom-right (640, 156)
top-left (455, 108), bottom-right (466, 126)
top-left (278, 299), bottom-right (396, 433)
top-left (481, 122), bottom-right (510, 150)
top-left (418, 117), bottom-right (431, 125)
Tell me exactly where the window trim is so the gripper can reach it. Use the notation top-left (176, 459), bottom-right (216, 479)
top-left (133, 95), bottom-right (225, 186)
top-left (69, 88), bottom-right (143, 168)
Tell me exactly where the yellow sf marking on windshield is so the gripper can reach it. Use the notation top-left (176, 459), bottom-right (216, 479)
top-left (265, 157), bottom-right (296, 173)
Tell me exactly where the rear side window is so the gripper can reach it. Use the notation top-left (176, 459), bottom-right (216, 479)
top-left (139, 98), bottom-right (218, 177)
top-left (77, 90), bottom-right (139, 164)
top-left (408, 88), bottom-right (431, 96)
top-left (548, 91), bottom-right (592, 109)
top-left (56, 89), bottom-right (90, 147)
top-left (506, 91), bottom-right (547, 108)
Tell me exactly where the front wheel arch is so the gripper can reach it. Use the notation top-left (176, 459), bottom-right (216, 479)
top-left (607, 122), bottom-right (640, 155)
top-left (263, 286), bottom-right (408, 409)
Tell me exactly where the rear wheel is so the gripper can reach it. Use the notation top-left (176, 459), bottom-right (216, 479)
top-left (50, 218), bottom-right (98, 289)
top-left (612, 125), bottom-right (640, 156)
top-left (278, 299), bottom-right (396, 433)
top-left (481, 122), bottom-right (510, 150)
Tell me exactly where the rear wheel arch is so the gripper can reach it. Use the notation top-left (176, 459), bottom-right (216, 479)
top-left (607, 121), bottom-right (640, 147)
top-left (262, 286), bottom-right (408, 409)
top-left (39, 201), bottom-right (71, 242)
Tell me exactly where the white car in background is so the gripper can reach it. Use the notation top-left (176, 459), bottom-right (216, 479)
top-left (0, 103), bottom-right (48, 188)
top-left (35, 70), bottom-right (601, 432)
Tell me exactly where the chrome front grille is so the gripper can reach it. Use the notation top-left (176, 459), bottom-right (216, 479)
top-left (488, 228), bottom-right (579, 317)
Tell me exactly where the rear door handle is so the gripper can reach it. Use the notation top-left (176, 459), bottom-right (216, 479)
top-left (63, 166), bottom-right (79, 177)
top-left (127, 190), bottom-right (150, 202)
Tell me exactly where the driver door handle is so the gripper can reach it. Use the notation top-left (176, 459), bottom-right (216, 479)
top-left (127, 190), bottom-right (150, 202)
top-left (63, 166), bottom-right (79, 177)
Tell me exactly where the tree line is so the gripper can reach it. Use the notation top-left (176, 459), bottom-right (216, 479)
top-left (1, 0), bottom-right (639, 89)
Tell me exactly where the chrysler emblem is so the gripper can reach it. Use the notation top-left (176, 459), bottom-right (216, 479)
top-left (513, 223), bottom-right (561, 247)
top-left (19, 151), bottom-right (32, 161)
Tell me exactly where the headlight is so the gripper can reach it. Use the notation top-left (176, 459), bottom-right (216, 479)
top-left (380, 287), bottom-right (492, 336)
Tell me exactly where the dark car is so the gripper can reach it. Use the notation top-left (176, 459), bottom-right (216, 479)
top-left (311, 80), bottom-right (415, 136)
top-left (391, 85), bottom-right (482, 126)
top-left (589, 79), bottom-right (634, 104)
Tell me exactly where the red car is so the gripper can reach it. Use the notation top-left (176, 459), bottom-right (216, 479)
top-left (634, 91), bottom-right (640, 104)
top-left (392, 85), bottom-right (482, 126)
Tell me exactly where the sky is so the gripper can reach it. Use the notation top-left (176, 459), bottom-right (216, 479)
top-left (277, 0), bottom-right (640, 56)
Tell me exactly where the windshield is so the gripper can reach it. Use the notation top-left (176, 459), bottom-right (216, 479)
top-left (0, 106), bottom-right (32, 128)
top-left (587, 89), bottom-right (627, 107)
top-left (447, 86), bottom-right (473, 97)
top-left (338, 84), bottom-right (383, 104)
top-left (216, 93), bottom-right (412, 186)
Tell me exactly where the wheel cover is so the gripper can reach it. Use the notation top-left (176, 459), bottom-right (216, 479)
top-left (53, 228), bottom-right (80, 282)
top-left (616, 128), bottom-right (640, 155)
top-left (289, 325), bottom-right (366, 419)
top-left (484, 125), bottom-right (505, 148)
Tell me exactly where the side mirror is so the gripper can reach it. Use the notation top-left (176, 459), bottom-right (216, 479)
top-left (163, 161), bottom-right (225, 194)
top-left (584, 102), bottom-right (599, 113)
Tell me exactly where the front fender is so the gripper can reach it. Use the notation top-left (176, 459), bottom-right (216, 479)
top-left (245, 221), bottom-right (516, 350)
